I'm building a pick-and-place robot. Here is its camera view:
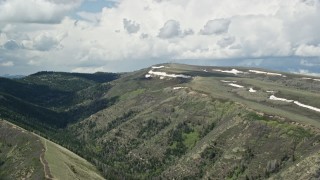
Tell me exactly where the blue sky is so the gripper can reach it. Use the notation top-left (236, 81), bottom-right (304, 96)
top-left (0, 0), bottom-right (320, 75)
top-left (77, 0), bottom-right (118, 12)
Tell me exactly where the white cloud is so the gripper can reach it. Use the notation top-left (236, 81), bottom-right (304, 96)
top-left (295, 44), bottom-right (320, 57)
top-left (18, 32), bottom-right (67, 51)
top-left (1, 0), bottom-right (320, 74)
top-left (200, 19), bottom-right (230, 35)
top-left (32, 32), bottom-right (65, 51)
top-left (0, 0), bottom-right (81, 23)
top-left (76, 11), bottom-right (101, 23)
top-left (71, 66), bottom-right (105, 73)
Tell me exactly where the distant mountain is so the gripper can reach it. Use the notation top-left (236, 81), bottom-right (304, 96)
top-left (0, 74), bottom-right (25, 79)
top-left (0, 64), bottom-right (320, 179)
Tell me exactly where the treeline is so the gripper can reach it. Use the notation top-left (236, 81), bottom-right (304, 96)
top-left (30, 71), bottom-right (120, 83)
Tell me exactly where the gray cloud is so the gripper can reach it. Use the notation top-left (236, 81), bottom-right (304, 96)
top-left (158, 20), bottom-right (194, 39)
top-left (123, 19), bottom-right (140, 34)
top-left (158, 20), bottom-right (181, 39)
top-left (32, 34), bottom-right (61, 51)
top-left (140, 33), bottom-right (149, 39)
top-left (183, 29), bottom-right (194, 36)
top-left (200, 19), bottom-right (231, 35)
top-left (3, 40), bottom-right (20, 50)
top-left (217, 36), bottom-right (235, 48)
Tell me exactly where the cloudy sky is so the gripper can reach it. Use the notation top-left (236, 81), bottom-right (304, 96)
top-left (0, 0), bottom-right (320, 75)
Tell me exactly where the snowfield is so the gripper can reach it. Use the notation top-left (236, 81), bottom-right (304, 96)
top-left (228, 83), bottom-right (244, 88)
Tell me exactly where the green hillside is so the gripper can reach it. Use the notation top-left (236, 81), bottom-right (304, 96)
top-left (0, 64), bottom-right (320, 179)
top-left (0, 72), bottom-right (120, 130)
top-left (0, 120), bottom-right (44, 179)
top-left (0, 120), bottom-right (104, 180)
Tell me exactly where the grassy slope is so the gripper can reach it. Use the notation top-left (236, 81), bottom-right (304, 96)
top-left (166, 63), bottom-right (320, 127)
top-left (40, 137), bottom-right (104, 180)
top-left (0, 120), bottom-right (45, 179)
top-left (0, 120), bottom-right (104, 180)
top-left (189, 76), bottom-right (320, 128)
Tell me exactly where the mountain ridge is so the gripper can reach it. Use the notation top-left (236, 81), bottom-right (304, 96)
top-left (0, 63), bottom-right (320, 179)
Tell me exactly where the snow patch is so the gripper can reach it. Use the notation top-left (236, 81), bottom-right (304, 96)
top-left (269, 95), bottom-right (293, 103)
top-left (266, 90), bottom-right (275, 93)
top-left (173, 87), bottom-right (186, 90)
top-left (221, 80), bottom-right (237, 83)
top-left (203, 69), bottom-right (208, 72)
top-left (294, 101), bottom-right (320, 113)
top-left (228, 83), bottom-right (244, 88)
top-left (314, 79), bottom-right (320, 82)
top-left (148, 70), bottom-right (191, 79)
top-left (213, 69), bottom-right (244, 75)
top-left (145, 74), bottom-right (151, 78)
top-left (269, 95), bottom-right (320, 113)
top-left (249, 88), bottom-right (257, 93)
top-left (249, 70), bottom-right (267, 74)
top-left (152, 65), bottom-right (165, 69)
top-left (249, 70), bottom-right (283, 76)
top-left (301, 77), bottom-right (312, 80)
top-left (222, 69), bottom-right (244, 75)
